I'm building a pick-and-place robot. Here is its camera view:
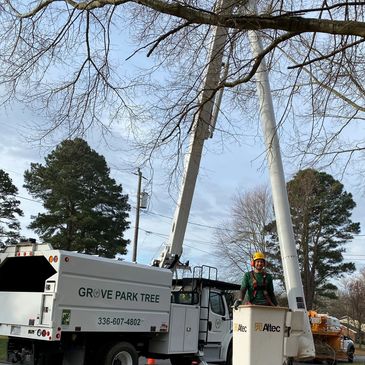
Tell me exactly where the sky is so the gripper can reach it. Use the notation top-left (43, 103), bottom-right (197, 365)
top-left (1, 96), bottom-right (365, 283)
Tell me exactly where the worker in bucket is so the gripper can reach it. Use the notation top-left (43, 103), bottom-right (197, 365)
top-left (234, 251), bottom-right (277, 308)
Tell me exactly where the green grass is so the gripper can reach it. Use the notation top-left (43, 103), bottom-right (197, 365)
top-left (0, 336), bottom-right (7, 361)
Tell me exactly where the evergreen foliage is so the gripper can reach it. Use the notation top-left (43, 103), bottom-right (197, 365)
top-left (266, 169), bottom-right (360, 309)
top-left (0, 169), bottom-right (23, 246)
top-left (24, 139), bottom-right (130, 258)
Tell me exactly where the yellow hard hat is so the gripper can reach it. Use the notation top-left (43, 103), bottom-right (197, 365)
top-left (252, 251), bottom-right (266, 261)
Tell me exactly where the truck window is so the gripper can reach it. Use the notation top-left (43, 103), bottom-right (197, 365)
top-left (210, 292), bottom-right (225, 316)
top-left (0, 256), bottom-right (56, 292)
top-left (171, 291), bottom-right (199, 304)
top-left (224, 291), bottom-right (237, 318)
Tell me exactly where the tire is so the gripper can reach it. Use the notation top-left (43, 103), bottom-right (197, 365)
top-left (347, 345), bottom-right (355, 363)
top-left (225, 344), bottom-right (232, 365)
top-left (103, 342), bottom-right (138, 365)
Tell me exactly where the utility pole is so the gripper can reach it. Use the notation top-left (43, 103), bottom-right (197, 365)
top-left (132, 168), bottom-right (142, 263)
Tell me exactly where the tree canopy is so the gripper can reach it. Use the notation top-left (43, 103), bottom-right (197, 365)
top-left (266, 168), bottom-right (360, 309)
top-left (1, 1), bottom-right (365, 181)
top-left (0, 169), bottom-right (23, 246)
top-left (24, 138), bottom-right (130, 258)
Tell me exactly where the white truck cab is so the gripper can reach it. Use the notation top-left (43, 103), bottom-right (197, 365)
top-left (167, 275), bottom-right (238, 365)
top-left (342, 335), bottom-right (355, 363)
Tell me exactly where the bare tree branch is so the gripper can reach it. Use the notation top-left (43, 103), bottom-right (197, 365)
top-left (2, 0), bottom-right (365, 188)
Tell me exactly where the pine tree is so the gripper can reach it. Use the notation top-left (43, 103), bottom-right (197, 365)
top-left (24, 138), bottom-right (130, 258)
top-left (266, 169), bottom-right (360, 309)
top-left (0, 169), bottom-right (23, 246)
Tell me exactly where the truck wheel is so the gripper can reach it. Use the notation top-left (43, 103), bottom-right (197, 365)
top-left (103, 342), bottom-right (138, 365)
top-left (347, 345), bottom-right (355, 363)
top-left (225, 344), bottom-right (232, 365)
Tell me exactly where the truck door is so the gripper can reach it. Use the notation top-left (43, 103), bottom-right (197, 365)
top-left (207, 290), bottom-right (230, 343)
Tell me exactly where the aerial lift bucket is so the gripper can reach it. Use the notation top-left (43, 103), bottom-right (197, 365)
top-left (233, 305), bottom-right (311, 365)
top-left (233, 305), bottom-right (288, 365)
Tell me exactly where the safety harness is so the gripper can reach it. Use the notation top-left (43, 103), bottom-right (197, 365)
top-left (250, 270), bottom-right (275, 306)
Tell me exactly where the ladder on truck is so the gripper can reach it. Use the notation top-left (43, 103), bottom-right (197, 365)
top-left (193, 265), bottom-right (218, 345)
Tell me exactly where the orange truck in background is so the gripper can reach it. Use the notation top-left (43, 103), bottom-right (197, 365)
top-left (308, 311), bottom-right (355, 363)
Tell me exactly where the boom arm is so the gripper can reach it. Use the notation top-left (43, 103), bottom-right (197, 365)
top-left (154, 0), bottom-right (232, 269)
top-left (246, 0), bottom-right (315, 358)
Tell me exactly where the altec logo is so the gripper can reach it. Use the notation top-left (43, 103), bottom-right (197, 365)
top-left (233, 323), bottom-right (247, 332)
top-left (255, 322), bottom-right (281, 332)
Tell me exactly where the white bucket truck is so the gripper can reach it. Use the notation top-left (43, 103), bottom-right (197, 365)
top-left (0, 240), bottom-right (239, 365)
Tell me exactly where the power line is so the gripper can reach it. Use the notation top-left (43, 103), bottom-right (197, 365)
top-left (12, 196), bottom-right (365, 241)
top-left (134, 225), bottom-right (365, 258)
top-left (135, 226), bottom-right (214, 246)
top-left (16, 195), bottom-right (42, 204)
top-left (4, 167), bottom-right (365, 240)
top-left (144, 210), bottom-right (365, 237)
top-left (4, 168), bottom-right (365, 238)
top-left (183, 243), bottom-right (213, 255)
top-left (145, 210), bottom-right (222, 230)
top-left (3, 168), bottom-right (23, 177)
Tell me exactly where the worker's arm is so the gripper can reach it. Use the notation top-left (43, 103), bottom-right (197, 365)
top-left (239, 287), bottom-right (247, 302)
top-left (268, 275), bottom-right (278, 306)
